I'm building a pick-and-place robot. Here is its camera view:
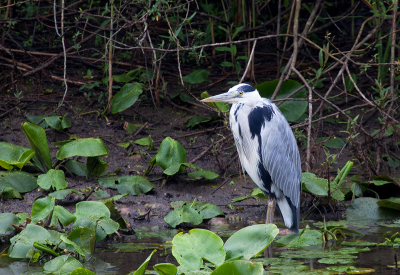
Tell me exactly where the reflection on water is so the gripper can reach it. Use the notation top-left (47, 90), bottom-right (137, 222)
top-left (1, 221), bottom-right (400, 274)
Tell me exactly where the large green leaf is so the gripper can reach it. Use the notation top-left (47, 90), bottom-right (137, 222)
top-left (274, 230), bottom-right (323, 247)
top-left (346, 197), bottom-right (400, 221)
top-left (255, 79), bottom-right (307, 122)
top-left (31, 196), bottom-right (55, 223)
top-left (155, 137), bottom-right (186, 171)
top-left (37, 169), bottom-right (68, 190)
top-left (188, 170), bottom-right (219, 180)
top-left (65, 160), bottom-right (87, 177)
top-left (8, 224), bottom-right (52, 258)
top-left (0, 171), bottom-right (38, 193)
top-left (74, 201), bottom-right (120, 241)
top-left (0, 213), bottom-right (19, 236)
top-left (50, 206), bottom-right (76, 227)
top-left (45, 115), bottom-right (71, 130)
top-left (164, 204), bottom-right (203, 228)
top-left (111, 82), bottom-right (143, 113)
top-left (99, 176), bottom-right (154, 196)
top-left (22, 122), bottom-right (52, 172)
top-left (68, 227), bottom-right (96, 255)
top-left (210, 260), bottom-right (264, 275)
top-left (170, 201), bottom-right (224, 219)
top-left (302, 172), bottom-right (345, 200)
top-left (183, 69), bottom-right (210, 84)
top-left (56, 138), bottom-right (110, 160)
top-left (0, 142), bottom-right (35, 170)
top-left (115, 175), bottom-right (155, 196)
top-left (172, 229), bottom-right (225, 270)
top-left (43, 255), bottom-right (83, 274)
top-left (377, 197), bottom-right (400, 211)
top-left (224, 224), bottom-right (278, 260)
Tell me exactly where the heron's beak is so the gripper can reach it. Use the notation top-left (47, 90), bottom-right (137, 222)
top-left (201, 92), bottom-right (235, 103)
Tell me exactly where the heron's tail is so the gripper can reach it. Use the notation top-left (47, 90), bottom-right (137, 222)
top-left (275, 195), bottom-right (300, 233)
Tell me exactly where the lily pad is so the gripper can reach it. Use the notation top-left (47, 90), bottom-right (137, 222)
top-left (275, 230), bottom-right (323, 247)
top-left (346, 198), bottom-right (400, 221)
top-left (224, 224), bottom-right (278, 261)
top-left (8, 224), bottom-right (52, 258)
top-left (172, 229), bottom-right (225, 270)
top-left (210, 260), bottom-right (264, 275)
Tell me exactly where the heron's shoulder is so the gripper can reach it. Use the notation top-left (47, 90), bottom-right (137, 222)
top-left (257, 98), bottom-right (273, 106)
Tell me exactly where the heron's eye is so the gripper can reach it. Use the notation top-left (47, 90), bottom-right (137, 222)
top-left (238, 91), bottom-right (243, 96)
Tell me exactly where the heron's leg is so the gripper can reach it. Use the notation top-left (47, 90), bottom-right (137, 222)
top-left (266, 198), bottom-right (276, 224)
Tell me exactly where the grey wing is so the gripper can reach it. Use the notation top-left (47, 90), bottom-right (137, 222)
top-left (260, 101), bottom-right (302, 207)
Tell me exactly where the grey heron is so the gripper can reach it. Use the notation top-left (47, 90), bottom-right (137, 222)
top-left (202, 83), bottom-right (302, 233)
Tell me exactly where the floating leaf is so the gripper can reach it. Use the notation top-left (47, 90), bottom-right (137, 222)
top-left (275, 230), bottom-right (323, 247)
top-left (8, 224), bottom-right (51, 258)
top-left (71, 268), bottom-right (96, 275)
top-left (225, 224), bottom-right (278, 260)
top-left (210, 260), bottom-right (264, 275)
top-left (43, 255), bottom-right (83, 274)
top-left (346, 197), bottom-right (400, 221)
top-left (172, 229), bottom-right (225, 270)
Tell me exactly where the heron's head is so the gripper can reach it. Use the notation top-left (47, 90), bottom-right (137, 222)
top-left (201, 83), bottom-right (261, 104)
